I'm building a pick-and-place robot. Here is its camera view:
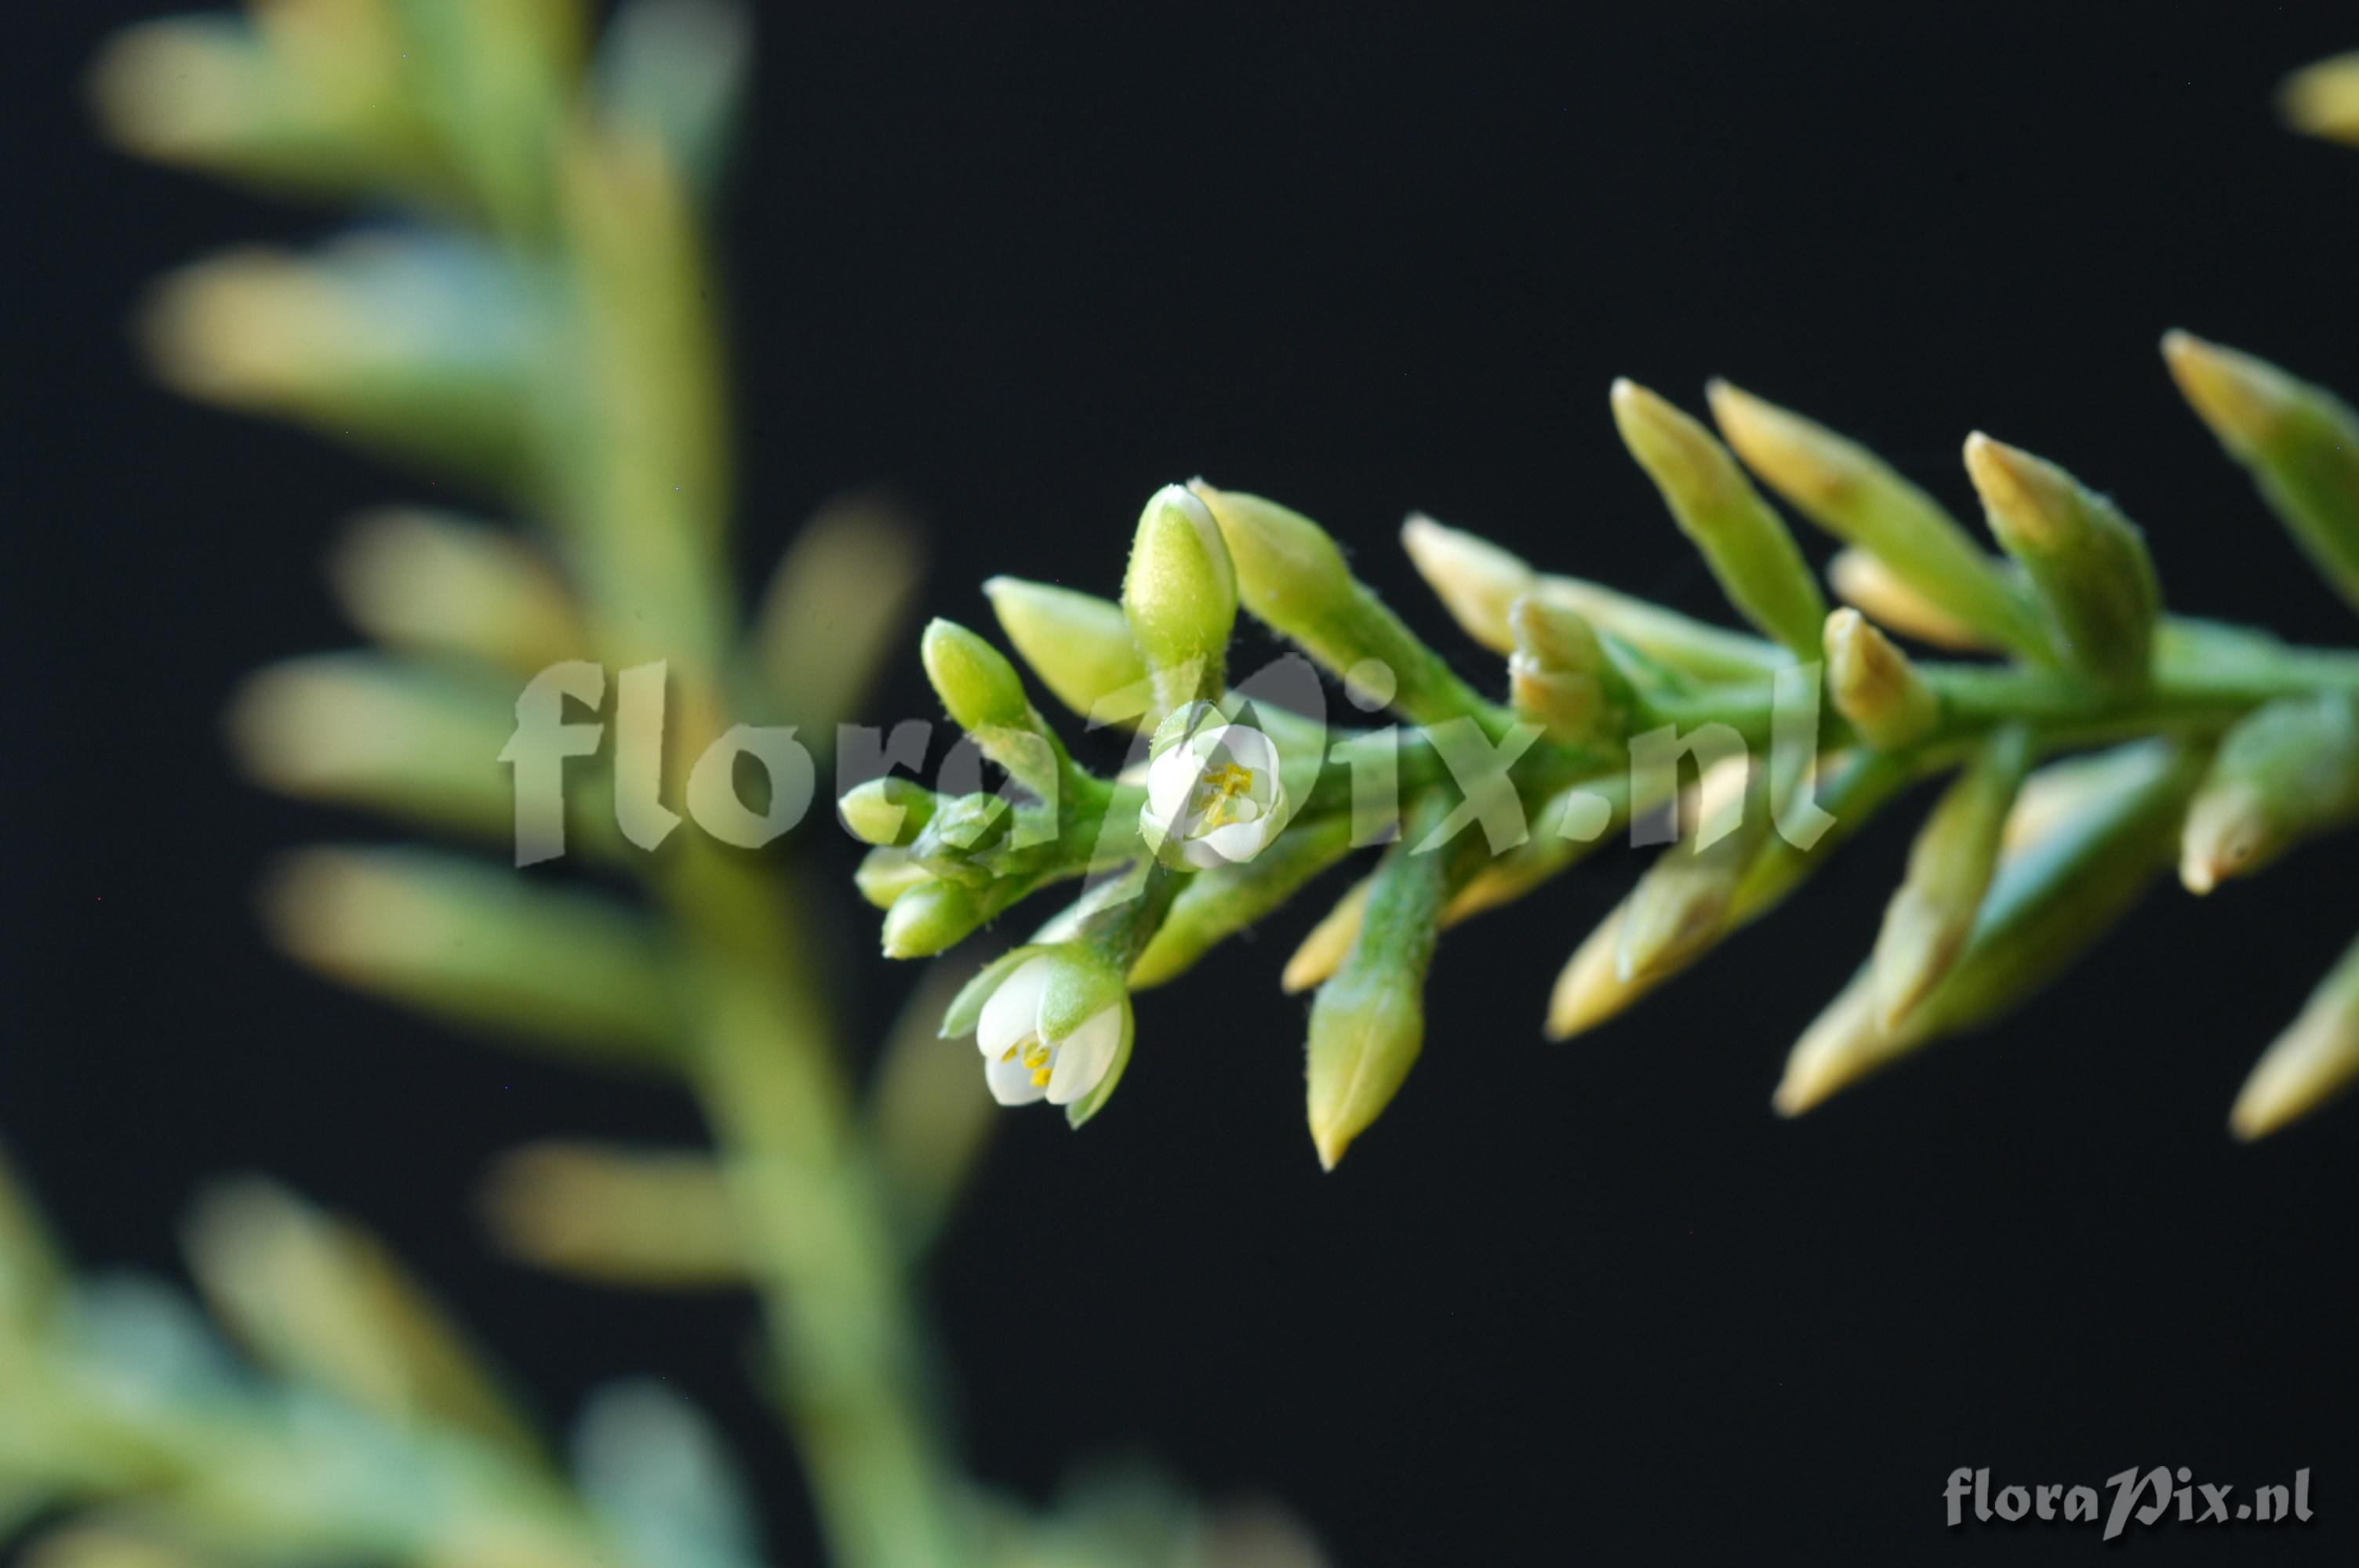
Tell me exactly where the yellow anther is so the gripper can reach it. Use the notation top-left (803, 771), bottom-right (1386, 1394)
top-left (1022, 1043), bottom-right (1050, 1071)
top-left (1000, 1044), bottom-right (1020, 1063)
top-left (1189, 761), bottom-right (1256, 830)
top-left (1030, 1065), bottom-right (1052, 1087)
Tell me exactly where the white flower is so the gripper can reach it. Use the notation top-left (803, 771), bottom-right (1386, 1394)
top-left (1140, 721), bottom-right (1285, 868)
top-left (975, 954), bottom-right (1126, 1108)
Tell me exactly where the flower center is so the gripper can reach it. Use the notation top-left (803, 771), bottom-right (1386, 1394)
top-left (1000, 1035), bottom-right (1056, 1087)
top-left (1188, 760), bottom-right (1257, 830)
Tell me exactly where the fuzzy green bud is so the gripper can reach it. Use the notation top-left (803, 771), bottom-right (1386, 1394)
top-left (983, 576), bottom-right (1150, 726)
top-left (920, 618), bottom-right (1066, 798)
top-left (2163, 331), bottom-right (2359, 615)
top-left (1707, 380), bottom-right (2048, 658)
top-left (921, 617), bottom-right (1029, 732)
top-left (2180, 693), bottom-right (2359, 894)
top-left (1963, 434), bottom-right (2161, 692)
top-left (1190, 481), bottom-right (1491, 723)
top-left (881, 878), bottom-right (984, 960)
top-left (1611, 379), bottom-right (1827, 661)
top-left (1871, 725), bottom-right (2031, 1029)
top-left (2230, 932), bottom-right (2359, 1140)
top-left (1123, 485), bottom-right (1238, 714)
top-left (1823, 608), bottom-right (1939, 751)
top-left (838, 777), bottom-right (938, 848)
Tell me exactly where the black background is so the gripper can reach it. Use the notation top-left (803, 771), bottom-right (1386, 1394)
top-left (12, 2), bottom-right (2359, 1561)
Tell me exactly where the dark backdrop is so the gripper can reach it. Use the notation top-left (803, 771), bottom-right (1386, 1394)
top-left (12, 2), bottom-right (2359, 1561)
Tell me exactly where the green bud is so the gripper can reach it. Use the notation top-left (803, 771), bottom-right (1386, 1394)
top-left (837, 777), bottom-right (938, 848)
top-left (880, 878), bottom-right (983, 960)
top-left (921, 617), bottom-right (1030, 732)
top-left (1305, 806), bottom-right (1452, 1169)
top-left (1533, 572), bottom-right (1787, 681)
top-left (184, 1180), bottom-right (539, 1458)
top-left (1123, 484), bottom-right (1238, 713)
top-left (925, 793), bottom-right (1012, 858)
top-left (1547, 751), bottom-right (1912, 1040)
top-left (1823, 608), bottom-right (1939, 751)
top-left (0, 1146), bottom-right (62, 1332)
top-left (2281, 52), bottom-right (2359, 147)
top-left (2179, 693), bottom-right (2359, 893)
top-left (855, 847), bottom-right (932, 909)
top-left (329, 509), bottom-right (587, 676)
top-left (1400, 514), bottom-right (1536, 654)
top-left (229, 654), bottom-right (549, 849)
top-left (1962, 434), bottom-right (2161, 692)
top-left (89, 11), bottom-right (442, 201)
top-left (2230, 931), bottom-right (2359, 1141)
top-left (1826, 547), bottom-right (2000, 652)
top-left (1707, 380), bottom-right (2049, 658)
top-left (1775, 740), bottom-right (2201, 1114)
top-left (983, 576), bottom-right (1150, 727)
top-left (1191, 481), bottom-right (1491, 724)
top-left (261, 847), bottom-right (675, 1069)
top-left (2163, 332), bottom-right (2359, 615)
top-left (1507, 597), bottom-right (1627, 746)
top-left (753, 493), bottom-right (923, 734)
top-left (1871, 725), bottom-right (2032, 1029)
top-left (1615, 764), bottom-right (1772, 985)
top-left (137, 236), bottom-right (536, 485)
top-left (480, 1142), bottom-right (742, 1289)
top-left (1610, 379), bottom-right (1827, 660)
top-left (919, 619), bottom-right (1067, 798)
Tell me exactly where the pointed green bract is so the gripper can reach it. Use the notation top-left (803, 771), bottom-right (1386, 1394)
top-left (2164, 332), bottom-right (2359, 615)
top-left (1611, 379), bottom-right (1826, 660)
top-left (1708, 380), bottom-right (2048, 658)
top-left (1963, 434), bottom-right (2161, 692)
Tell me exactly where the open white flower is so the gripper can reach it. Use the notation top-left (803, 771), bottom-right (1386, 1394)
top-left (974, 953), bottom-right (1128, 1108)
top-left (1140, 720), bottom-right (1285, 868)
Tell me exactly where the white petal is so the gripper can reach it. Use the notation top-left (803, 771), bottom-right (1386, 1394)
top-left (984, 1050), bottom-right (1049, 1105)
top-left (1201, 818), bottom-right (1275, 863)
top-left (977, 956), bottom-right (1053, 1058)
top-left (1045, 1006), bottom-right (1123, 1105)
top-left (1212, 724), bottom-right (1280, 779)
top-left (1147, 748), bottom-right (1199, 822)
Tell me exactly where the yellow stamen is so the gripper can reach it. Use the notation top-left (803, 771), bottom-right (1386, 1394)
top-left (1190, 761), bottom-right (1256, 830)
top-left (999, 1044), bottom-right (1019, 1062)
top-left (1022, 1043), bottom-right (1050, 1071)
top-left (1030, 1066), bottom-right (1052, 1087)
